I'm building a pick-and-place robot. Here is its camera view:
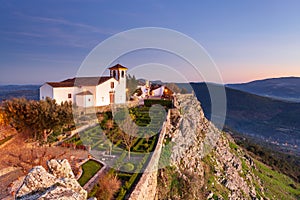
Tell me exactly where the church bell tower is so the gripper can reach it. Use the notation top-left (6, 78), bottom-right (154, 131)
top-left (109, 64), bottom-right (128, 104)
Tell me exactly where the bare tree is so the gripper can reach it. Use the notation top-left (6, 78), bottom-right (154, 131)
top-left (119, 117), bottom-right (138, 160)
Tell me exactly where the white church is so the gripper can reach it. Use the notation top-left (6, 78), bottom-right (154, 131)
top-left (40, 64), bottom-right (127, 107)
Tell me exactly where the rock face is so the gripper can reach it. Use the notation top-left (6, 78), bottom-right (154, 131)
top-left (47, 159), bottom-right (75, 179)
top-left (170, 94), bottom-right (220, 171)
top-left (16, 159), bottom-right (87, 200)
top-left (157, 94), bottom-right (267, 200)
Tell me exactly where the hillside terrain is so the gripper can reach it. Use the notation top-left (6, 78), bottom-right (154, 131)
top-left (0, 85), bottom-right (40, 102)
top-left (190, 82), bottom-right (300, 156)
top-left (156, 94), bottom-right (300, 200)
top-left (1, 85), bottom-right (299, 199)
top-left (227, 77), bottom-right (300, 102)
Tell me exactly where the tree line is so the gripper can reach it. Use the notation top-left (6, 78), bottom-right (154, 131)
top-left (0, 97), bottom-right (74, 143)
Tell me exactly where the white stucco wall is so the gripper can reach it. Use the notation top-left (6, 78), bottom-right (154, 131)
top-left (76, 94), bottom-right (94, 107)
top-left (152, 86), bottom-right (164, 97)
top-left (52, 87), bottom-right (76, 104)
top-left (114, 69), bottom-right (127, 104)
top-left (40, 83), bottom-right (53, 100)
top-left (78, 86), bottom-right (96, 103)
top-left (40, 73), bottom-right (126, 107)
top-left (95, 78), bottom-right (118, 106)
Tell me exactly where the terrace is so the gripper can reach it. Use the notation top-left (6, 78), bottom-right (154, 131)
top-left (58, 100), bottom-right (172, 199)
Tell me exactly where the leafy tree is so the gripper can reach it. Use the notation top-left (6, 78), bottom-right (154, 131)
top-left (126, 74), bottom-right (138, 100)
top-left (3, 98), bottom-right (39, 139)
top-left (2, 97), bottom-right (74, 142)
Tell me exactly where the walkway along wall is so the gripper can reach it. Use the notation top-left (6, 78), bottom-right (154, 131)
top-left (128, 109), bottom-right (171, 200)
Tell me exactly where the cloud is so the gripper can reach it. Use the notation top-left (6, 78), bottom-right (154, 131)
top-left (0, 30), bottom-right (45, 38)
top-left (2, 12), bottom-right (120, 48)
top-left (13, 12), bottom-right (116, 35)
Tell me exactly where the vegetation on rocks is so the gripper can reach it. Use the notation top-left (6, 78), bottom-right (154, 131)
top-left (230, 129), bottom-right (300, 183)
top-left (253, 159), bottom-right (300, 200)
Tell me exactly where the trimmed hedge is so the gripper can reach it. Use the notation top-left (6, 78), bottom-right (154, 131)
top-left (115, 154), bottom-right (149, 200)
top-left (144, 99), bottom-right (173, 108)
top-left (121, 163), bottom-right (135, 172)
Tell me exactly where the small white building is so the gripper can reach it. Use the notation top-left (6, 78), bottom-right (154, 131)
top-left (40, 64), bottom-right (128, 107)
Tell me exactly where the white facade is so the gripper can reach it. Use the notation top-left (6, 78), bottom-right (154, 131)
top-left (114, 68), bottom-right (127, 104)
top-left (95, 79), bottom-right (119, 106)
top-left (152, 86), bottom-right (165, 97)
top-left (40, 65), bottom-right (127, 107)
top-left (40, 83), bottom-right (53, 100)
top-left (53, 87), bottom-right (76, 104)
top-left (40, 84), bottom-right (75, 104)
top-left (76, 93), bottom-right (94, 107)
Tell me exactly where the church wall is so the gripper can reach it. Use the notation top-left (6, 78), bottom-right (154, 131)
top-left (40, 83), bottom-right (53, 100)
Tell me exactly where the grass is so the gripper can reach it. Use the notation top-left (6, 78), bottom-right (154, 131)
top-left (78, 160), bottom-right (103, 186)
top-left (253, 159), bottom-right (300, 200)
top-left (229, 141), bottom-right (238, 151)
top-left (203, 155), bottom-right (230, 200)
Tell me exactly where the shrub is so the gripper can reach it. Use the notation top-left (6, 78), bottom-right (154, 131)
top-left (96, 173), bottom-right (121, 200)
top-left (121, 163), bottom-right (135, 172)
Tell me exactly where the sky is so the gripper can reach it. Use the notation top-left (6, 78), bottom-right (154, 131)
top-left (0, 0), bottom-right (300, 84)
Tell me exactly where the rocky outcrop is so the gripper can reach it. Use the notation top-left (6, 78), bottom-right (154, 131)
top-left (47, 159), bottom-right (75, 179)
top-left (157, 94), bottom-right (267, 200)
top-left (16, 159), bottom-right (87, 200)
top-left (170, 94), bottom-right (220, 171)
top-left (213, 134), bottom-right (261, 199)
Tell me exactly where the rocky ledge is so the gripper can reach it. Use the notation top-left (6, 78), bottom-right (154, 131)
top-left (16, 159), bottom-right (88, 200)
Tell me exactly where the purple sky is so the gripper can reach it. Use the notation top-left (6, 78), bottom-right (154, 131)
top-left (0, 0), bottom-right (300, 84)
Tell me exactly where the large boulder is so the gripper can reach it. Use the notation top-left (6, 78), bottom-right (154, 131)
top-left (16, 159), bottom-right (88, 200)
top-left (15, 166), bottom-right (57, 198)
top-left (47, 159), bottom-right (75, 179)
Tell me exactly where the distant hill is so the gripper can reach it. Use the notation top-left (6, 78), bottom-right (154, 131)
top-left (227, 77), bottom-right (300, 102)
top-left (0, 85), bottom-right (40, 102)
top-left (191, 82), bottom-right (300, 155)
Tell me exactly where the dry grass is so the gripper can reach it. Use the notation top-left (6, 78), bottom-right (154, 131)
top-left (0, 130), bottom-right (89, 199)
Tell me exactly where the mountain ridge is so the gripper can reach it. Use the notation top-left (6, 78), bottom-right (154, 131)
top-left (191, 82), bottom-right (300, 155)
top-left (227, 77), bottom-right (300, 102)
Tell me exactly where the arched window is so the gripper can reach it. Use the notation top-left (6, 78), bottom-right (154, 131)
top-left (113, 70), bottom-right (117, 78)
top-left (121, 70), bottom-right (125, 78)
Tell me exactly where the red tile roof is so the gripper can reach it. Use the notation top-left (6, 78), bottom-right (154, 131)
top-left (46, 76), bottom-right (113, 88)
top-left (108, 64), bottom-right (128, 70)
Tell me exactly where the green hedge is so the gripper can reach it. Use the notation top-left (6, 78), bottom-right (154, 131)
top-left (144, 99), bottom-right (173, 108)
top-left (115, 154), bottom-right (150, 199)
top-left (121, 163), bottom-right (135, 172)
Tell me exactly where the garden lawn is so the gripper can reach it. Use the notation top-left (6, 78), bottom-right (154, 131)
top-left (78, 160), bottom-right (103, 186)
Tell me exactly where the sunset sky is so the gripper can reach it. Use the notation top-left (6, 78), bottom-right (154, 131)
top-left (0, 0), bottom-right (300, 84)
